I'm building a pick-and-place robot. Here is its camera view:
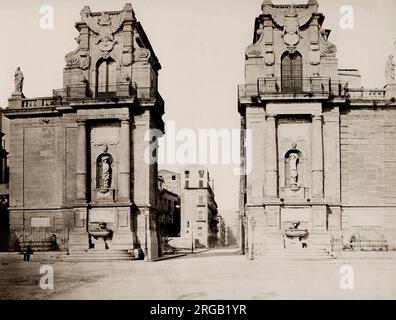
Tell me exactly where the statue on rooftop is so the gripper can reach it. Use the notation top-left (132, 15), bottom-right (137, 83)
top-left (385, 55), bottom-right (396, 84)
top-left (14, 67), bottom-right (24, 94)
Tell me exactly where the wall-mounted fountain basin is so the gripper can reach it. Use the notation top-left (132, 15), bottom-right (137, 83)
top-left (89, 222), bottom-right (112, 238)
top-left (89, 229), bottom-right (112, 238)
top-left (285, 229), bottom-right (308, 238)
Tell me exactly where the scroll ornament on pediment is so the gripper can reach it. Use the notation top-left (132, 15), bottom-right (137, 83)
top-left (246, 28), bottom-right (264, 58)
top-left (65, 37), bottom-right (91, 70)
top-left (319, 31), bottom-right (337, 57)
top-left (65, 37), bottom-right (81, 68)
top-left (263, 3), bottom-right (317, 48)
top-left (134, 47), bottom-right (151, 63)
top-left (80, 6), bottom-right (125, 53)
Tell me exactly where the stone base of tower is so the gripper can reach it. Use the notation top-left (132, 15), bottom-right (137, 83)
top-left (135, 206), bottom-right (159, 261)
top-left (68, 206), bottom-right (138, 254)
top-left (245, 204), bottom-right (332, 256)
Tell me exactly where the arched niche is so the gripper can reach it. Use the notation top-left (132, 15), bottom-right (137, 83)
top-left (96, 147), bottom-right (113, 190)
top-left (284, 149), bottom-right (303, 189)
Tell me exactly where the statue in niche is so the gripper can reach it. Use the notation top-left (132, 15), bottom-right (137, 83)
top-left (97, 145), bottom-right (112, 190)
top-left (288, 152), bottom-right (299, 187)
top-left (385, 55), bottom-right (395, 84)
top-left (14, 67), bottom-right (24, 94)
top-left (102, 154), bottom-right (111, 188)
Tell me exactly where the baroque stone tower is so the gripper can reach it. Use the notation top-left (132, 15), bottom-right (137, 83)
top-left (5, 4), bottom-right (164, 260)
top-left (239, 1), bottom-right (396, 254)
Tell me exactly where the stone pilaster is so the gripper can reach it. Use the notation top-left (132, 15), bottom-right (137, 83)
top-left (265, 114), bottom-right (278, 199)
top-left (118, 119), bottom-right (131, 202)
top-left (311, 115), bottom-right (324, 199)
top-left (76, 121), bottom-right (88, 202)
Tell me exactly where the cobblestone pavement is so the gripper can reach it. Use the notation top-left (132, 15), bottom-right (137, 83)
top-left (0, 249), bottom-right (395, 300)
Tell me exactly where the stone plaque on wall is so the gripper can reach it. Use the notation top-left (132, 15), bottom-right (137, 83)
top-left (118, 211), bottom-right (128, 227)
top-left (92, 124), bottom-right (120, 145)
top-left (266, 207), bottom-right (279, 227)
top-left (312, 206), bottom-right (327, 228)
top-left (90, 208), bottom-right (115, 223)
top-left (31, 217), bottom-right (51, 228)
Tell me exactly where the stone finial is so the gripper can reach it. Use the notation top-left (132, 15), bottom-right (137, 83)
top-left (308, 0), bottom-right (318, 6)
top-left (80, 6), bottom-right (91, 19)
top-left (261, 0), bottom-right (273, 11)
top-left (123, 3), bottom-right (136, 20)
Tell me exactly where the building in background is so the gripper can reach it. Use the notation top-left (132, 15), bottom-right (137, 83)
top-left (218, 208), bottom-right (240, 248)
top-left (238, 1), bottom-right (396, 256)
top-left (180, 166), bottom-right (218, 248)
top-left (3, 4), bottom-right (165, 260)
top-left (158, 171), bottom-right (181, 238)
top-left (217, 215), bottom-right (226, 247)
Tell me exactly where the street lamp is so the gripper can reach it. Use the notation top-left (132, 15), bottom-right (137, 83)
top-left (249, 216), bottom-right (256, 261)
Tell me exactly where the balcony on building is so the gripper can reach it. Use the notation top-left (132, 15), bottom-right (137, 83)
top-left (238, 76), bottom-right (348, 103)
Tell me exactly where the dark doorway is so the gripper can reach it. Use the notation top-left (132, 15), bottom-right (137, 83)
top-left (281, 52), bottom-right (303, 93)
top-left (0, 195), bottom-right (9, 251)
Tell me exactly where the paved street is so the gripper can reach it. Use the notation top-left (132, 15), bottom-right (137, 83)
top-left (0, 249), bottom-right (395, 300)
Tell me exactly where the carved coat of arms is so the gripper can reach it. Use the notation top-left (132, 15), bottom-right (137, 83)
top-left (263, 3), bottom-right (317, 48)
top-left (81, 8), bottom-right (125, 52)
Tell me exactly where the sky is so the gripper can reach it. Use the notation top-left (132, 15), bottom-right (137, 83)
top-left (0, 0), bottom-right (395, 214)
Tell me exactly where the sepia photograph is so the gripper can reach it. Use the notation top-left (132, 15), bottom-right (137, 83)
top-left (0, 0), bottom-right (396, 308)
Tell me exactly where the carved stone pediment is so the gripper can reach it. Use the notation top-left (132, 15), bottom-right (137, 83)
top-left (65, 37), bottom-right (81, 68)
top-left (246, 28), bottom-right (264, 58)
top-left (319, 30), bottom-right (337, 57)
top-left (80, 6), bottom-right (125, 53)
top-left (262, 3), bottom-right (318, 48)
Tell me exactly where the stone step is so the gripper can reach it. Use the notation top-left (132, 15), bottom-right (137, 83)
top-left (65, 257), bottom-right (133, 262)
top-left (255, 248), bottom-right (335, 261)
top-left (258, 256), bottom-right (333, 261)
top-left (260, 248), bottom-right (328, 252)
top-left (65, 249), bottom-right (135, 262)
top-left (261, 250), bottom-right (328, 256)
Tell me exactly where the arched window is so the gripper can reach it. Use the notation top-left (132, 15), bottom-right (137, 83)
top-left (96, 58), bottom-right (117, 97)
top-left (281, 52), bottom-right (302, 93)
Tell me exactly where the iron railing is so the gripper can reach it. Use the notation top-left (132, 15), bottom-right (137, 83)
top-left (238, 77), bottom-right (353, 100)
top-left (52, 82), bottom-right (163, 103)
top-left (330, 226), bottom-right (396, 252)
top-left (258, 77), bottom-right (332, 95)
top-left (1, 228), bottom-right (70, 252)
top-left (55, 81), bottom-right (137, 99)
